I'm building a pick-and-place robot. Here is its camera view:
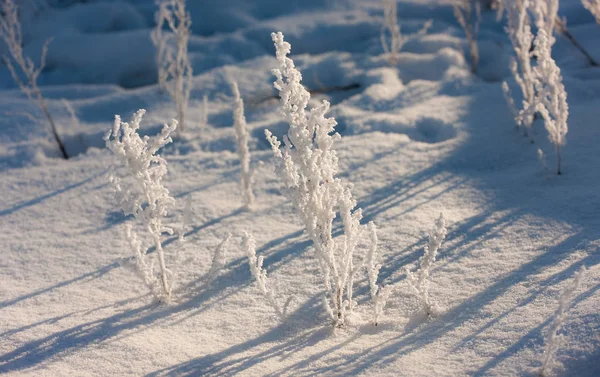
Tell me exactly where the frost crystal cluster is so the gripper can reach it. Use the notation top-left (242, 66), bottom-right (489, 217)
top-left (105, 109), bottom-right (178, 302)
top-left (265, 32), bottom-right (378, 327)
top-left (532, 0), bottom-right (558, 47)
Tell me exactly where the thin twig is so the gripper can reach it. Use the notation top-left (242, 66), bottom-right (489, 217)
top-left (555, 17), bottom-right (598, 67)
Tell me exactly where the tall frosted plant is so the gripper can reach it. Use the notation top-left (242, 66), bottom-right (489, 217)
top-left (528, 29), bottom-right (569, 175)
top-left (0, 0), bottom-right (68, 159)
top-left (265, 32), bottom-right (372, 327)
top-left (152, 0), bottom-right (193, 132)
top-left (231, 81), bottom-right (254, 210)
top-left (380, 0), bottom-right (432, 65)
top-left (105, 109), bottom-right (178, 302)
top-left (503, 0), bottom-right (536, 134)
top-left (453, 0), bottom-right (481, 74)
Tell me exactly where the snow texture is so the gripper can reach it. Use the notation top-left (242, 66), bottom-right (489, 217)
top-left (1, 0), bottom-right (599, 376)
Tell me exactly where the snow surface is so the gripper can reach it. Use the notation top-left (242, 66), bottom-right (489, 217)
top-left (1, 0), bottom-right (599, 376)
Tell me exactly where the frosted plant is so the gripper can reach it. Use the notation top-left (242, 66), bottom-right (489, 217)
top-left (380, 0), bottom-right (432, 65)
top-left (453, 0), bottom-right (481, 73)
top-left (503, 0), bottom-right (536, 134)
top-left (527, 29), bottom-right (569, 175)
top-left (266, 32), bottom-right (370, 327)
top-left (366, 222), bottom-right (392, 326)
top-left (206, 234), bottom-right (230, 284)
top-left (244, 233), bottom-right (290, 322)
top-left (539, 266), bottom-right (586, 377)
top-left (152, 0), bottom-right (193, 132)
top-left (104, 109), bottom-right (178, 302)
top-left (532, 0), bottom-right (558, 47)
top-left (582, 0), bottom-right (600, 24)
top-left (0, 0), bottom-right (68, 159)
top-left (404, 213), bottom-right (447, 318)
top-left (533, 0), bottom-right (598, 66)
top-left (231, 81), bottom-right (255, 210)
top-left (151, 3), bottom-right (168, 92)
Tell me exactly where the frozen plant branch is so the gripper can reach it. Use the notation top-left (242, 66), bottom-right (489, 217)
top-left (0, 0), bottom-right (68, 159)
top-left (244, 233), bottom-right (289, 322)
top-left (366, 222), bottom-right (392, 326)
top-left (532, 0), bottom-right (558, 47)
top-left (502, 0), bottom-right (536, 134)
top-left (266, 32), bottom-right (372, 327)
top-left (380, 0), bottom-right (432, 65)
top-left (105, 109), bottom-right (178, 302)
top-left (582, 0), bottom-right (600, 24)
top-left (539, 266), bottom-right (586, 377)
top-left (404, 213), bottom-right (447, 318)
top-left (528, 29), bottom-right (569, 175)
top-left (554, 18), bottom-right (598, 67)
top-left (231, 80), bottom-right (255, 210)
top-left (453, 0), bottom-right (481, 74)
top-left (152, 0), bottom-right (193, 132)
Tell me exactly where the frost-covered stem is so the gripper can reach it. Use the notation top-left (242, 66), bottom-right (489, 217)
top-left (380, 0), bottom-right (431, 65)
top-left (0, 0), bottom-right (67, 159)
top-left (152, 0), bottom-right (192, 132)
top-left (105, 110), bottom-right (177, 302)
top-left (539, 266), bottom-right (586, 377)
top-left (152, 232), bottom-right (171, 298)
top-left (206, 234), bottom-right (230, 283)
top-left (380, 0), bottom-right (401, 64)
top-left (151, 2), bottom-right (168, 92)
top-left (231, 81), bottom-right (255, 210)
top-left (502, 82), bottom-right (520, 129)
top-left (532, 0), bottom-right (558, 47)
top-left (366, 222), bottom-right (392, 325)
top-left (530, 29), bottom-right (569, 175)
top-left (244, 233), bottom-right (286, 322)
top-left (554, 18), bottom-right (598, 67)
top-left (583, 0), bottom-right (600, 24)
top-left (266, 32), bottom-right (367, 327)
top-left (503, 0), bottom-right (535, 132)
top-left (125, 224), bottom-right (158, 296)
top-left (453, 0), bottom-right (481, 74)
top-left (404, 213), bottom-right (447, 317)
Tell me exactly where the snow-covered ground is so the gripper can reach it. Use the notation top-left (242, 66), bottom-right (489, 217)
top-left (1, 0), bottom-right (599, 376)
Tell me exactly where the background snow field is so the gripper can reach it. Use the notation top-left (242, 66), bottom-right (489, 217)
top-left (1, 0), bottom-right (599, 376)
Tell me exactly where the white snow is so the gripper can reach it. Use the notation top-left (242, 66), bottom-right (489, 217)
top-left (1, 0), bottom-right (599, 376)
